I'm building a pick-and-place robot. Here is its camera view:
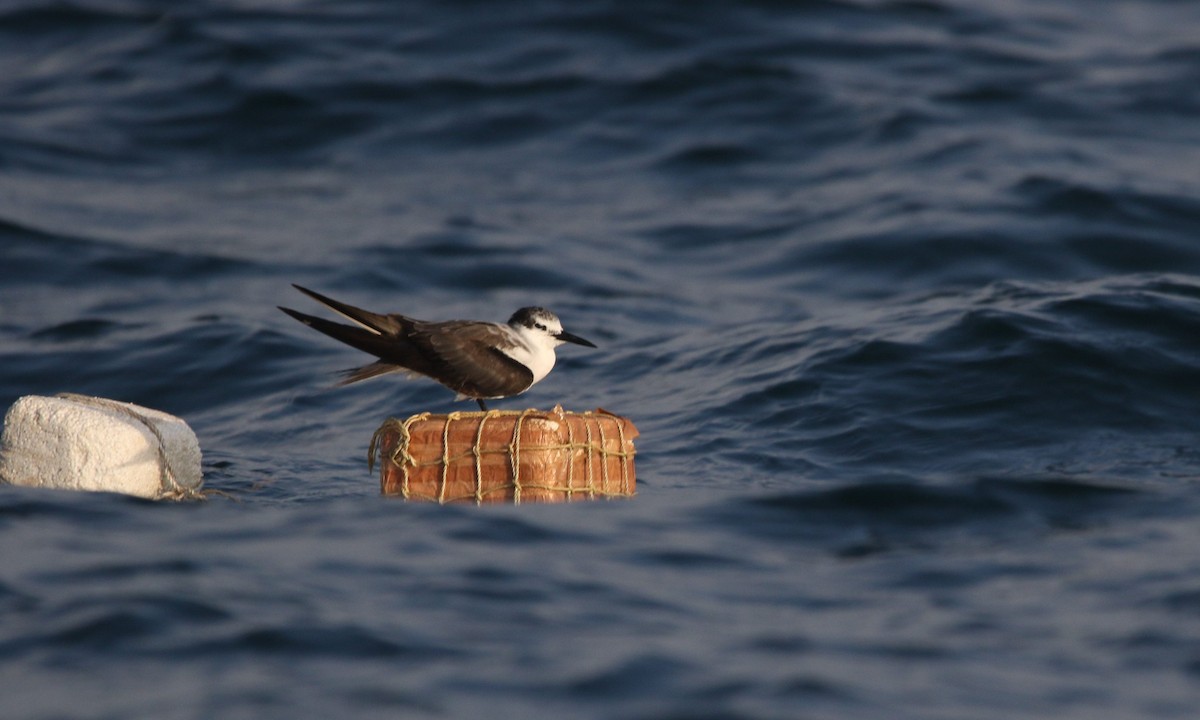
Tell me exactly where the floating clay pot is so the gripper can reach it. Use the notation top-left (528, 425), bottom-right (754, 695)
top-left (370, 406), bottom-right (637, 504)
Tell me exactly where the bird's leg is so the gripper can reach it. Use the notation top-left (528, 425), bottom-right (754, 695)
top-left (476, 399), bottom-right (489, 411)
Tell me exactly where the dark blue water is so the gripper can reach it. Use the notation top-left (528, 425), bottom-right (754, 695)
top-left (4, 1), bottom-right (1200, 717)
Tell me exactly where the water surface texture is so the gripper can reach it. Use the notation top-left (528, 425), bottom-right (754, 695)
top-left (4, 1), bottom-right (1200, 718)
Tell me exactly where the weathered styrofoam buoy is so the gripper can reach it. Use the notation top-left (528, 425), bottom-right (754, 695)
top-left (0, 394), bottom-right (203, 500)
top-left (370, 406), bottom-right (637, 504)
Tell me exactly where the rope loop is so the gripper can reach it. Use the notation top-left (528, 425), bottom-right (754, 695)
top-left (55, 393), bottom-right (204, 501)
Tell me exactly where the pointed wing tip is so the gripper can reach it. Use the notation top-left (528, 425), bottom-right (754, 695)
top-left (291, 284), bottom-right (322, 302)
top-left (278, 306), bottom-right (315, 324)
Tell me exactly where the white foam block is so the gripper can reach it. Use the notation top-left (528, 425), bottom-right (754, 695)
top-left (0, 394), bottom-right (203, 500)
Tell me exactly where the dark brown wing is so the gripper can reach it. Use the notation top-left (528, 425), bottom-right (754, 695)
top-left (282, 286), bottom-right (531, 398)
top-left (290, 284), bottom-right (417, 336)
top-left (416, 321), bottom-right (534, 398)
top-left (278, 306), bottom-right (436, 374)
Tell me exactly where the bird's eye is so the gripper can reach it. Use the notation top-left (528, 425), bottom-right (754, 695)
top-left (535, 323), bottom-right (546, 331)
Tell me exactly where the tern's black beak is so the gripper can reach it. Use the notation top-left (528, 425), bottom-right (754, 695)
top-left (557, 330), bottom-right (597, 348)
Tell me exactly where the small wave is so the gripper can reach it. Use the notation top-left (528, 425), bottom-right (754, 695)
top-left (190, 624), bottom-right (444, 660)
top-left (688, 275), bottom-right (1200, 484)
top-left (27, 318), bottom-right (133, 343)
top-left (709, 476), bottom-right (1150, 554)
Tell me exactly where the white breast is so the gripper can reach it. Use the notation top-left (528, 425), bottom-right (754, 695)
top-left (500, 328), bottom-right (558, 386)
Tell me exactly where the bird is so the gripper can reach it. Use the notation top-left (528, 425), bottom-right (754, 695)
top-left (278, 284), bottom-right (596, 411)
